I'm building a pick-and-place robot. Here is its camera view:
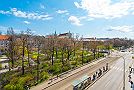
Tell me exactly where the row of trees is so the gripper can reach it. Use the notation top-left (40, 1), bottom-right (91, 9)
top-left (6, 28), bottom-right (112, 79)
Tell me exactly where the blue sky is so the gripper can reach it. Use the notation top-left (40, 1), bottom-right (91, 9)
top-left (0, 0), bottom-right (134, 38)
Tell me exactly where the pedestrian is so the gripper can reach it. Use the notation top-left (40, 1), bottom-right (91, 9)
top-left (103, 67), bottom-right (105, 72)
top-left (130, 81), bottom-right (133, 88)
top-left (57, 75), bottom-right (58, 79)
top-left (131, 68), bottom-right (133, 72)
top-left (92, 74), bottom-right (96, 81)
top-left (96, 71), bottom-right (98, 77)
top-left (106, 63), bottom-right (108, 70)
top-left (129, 66), bottom-right (131, 70)
top-left (5, 65), bottom-right (7, 69)
top-left (130, 70), bottom-right (132, 74)
top-left (128, 74), bottom-right (131, 82)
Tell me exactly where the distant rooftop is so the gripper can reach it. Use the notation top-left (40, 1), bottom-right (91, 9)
top-left (58, 33), bottom-right (71, 36)
top-left (0, 35), bottom-right (9, 40)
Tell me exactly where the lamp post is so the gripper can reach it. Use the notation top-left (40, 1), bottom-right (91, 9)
top-left (121, 56), bottom-right (125, 90)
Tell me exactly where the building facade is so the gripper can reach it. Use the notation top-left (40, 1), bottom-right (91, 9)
top-left (0, 35), bottom-right (9, 54)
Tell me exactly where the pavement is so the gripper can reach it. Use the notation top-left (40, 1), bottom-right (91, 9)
top-left (87, 51), bottom-right (134, 90)
top-left (126, 62), bottom-right (134, 90)
top-left (30, 51), bottom-right (120, 90)
top-left (0, 55), bottom-right (9, 74)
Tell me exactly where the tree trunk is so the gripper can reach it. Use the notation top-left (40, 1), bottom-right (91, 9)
top-left (73, 43), bottom-right (75, 56)
top-left (51, 46), bottom-right (54, 65)
top-left (82, 43), bottom-right (84, 65)
top-left (22, 39), bottom-right (25, 75)
top-left (56, 48), bottom-right (58, 59)
top-left (27, 45), bottom-right (31, 67)
top-left (37, 44), bottom-right (40, 82)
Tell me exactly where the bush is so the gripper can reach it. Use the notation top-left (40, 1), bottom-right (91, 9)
top-left (62, 66), bottom-right (70, 72)
top-left (4, 84), bottom-right (24, 90)
top-left (0, 64), bottom-right (2, 69)
top-left (49, 64), bottom-right (62, 75)
top-left (62, 63), bottom-right (71, 72)
top-left (4, 74), bottom-right (34, 90)
top-left (41, 63), bottom-right (49, 70)
top-left (40, 71), bottom-right (50, 81)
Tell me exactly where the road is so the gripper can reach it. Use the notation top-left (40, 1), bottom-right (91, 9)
top-left (31, 51), bottom-right (121, 90)
top-left (87, 51), bottom-right (133, 90)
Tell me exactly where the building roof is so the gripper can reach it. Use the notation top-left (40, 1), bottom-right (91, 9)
top-left (58, 33), bottom-right (70, 37)
top-left (0, 35), bottom-right (9, 40)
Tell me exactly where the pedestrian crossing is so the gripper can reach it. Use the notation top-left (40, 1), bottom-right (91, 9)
top-left (110, 66), bottom-right (128, 72)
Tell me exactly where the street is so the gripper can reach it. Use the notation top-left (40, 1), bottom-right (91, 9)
top-left (87, 51), bottom-right (133, 90)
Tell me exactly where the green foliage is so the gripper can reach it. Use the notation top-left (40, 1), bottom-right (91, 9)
top-left (62, 63), bottom-right (71, 72)
top-left (1, 44), bottom-right (107, 90)
top-left (49, 64), bottom-right (62, 75)
top-left (40, 71), bottom-right (50, 81)
top-left (97, 45), bottom-right (105, 49)
top-left (4, 74), bottom-right (34, 90)
top-left (31, 52), bottom-right (44, 60)
top-left (0, 63), bottom-right (2, 69)
top-left (4, 84), bottom-right (24, 90)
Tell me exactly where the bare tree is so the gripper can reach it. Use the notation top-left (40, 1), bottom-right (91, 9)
top-left (20, 31), bottom-right (27, 75)
top-left (7, 27), bottom-right (16, 69)
top-left (34, 36), bottom-right (43, 82)
top-left (26, 29), bottom-right (33, 67)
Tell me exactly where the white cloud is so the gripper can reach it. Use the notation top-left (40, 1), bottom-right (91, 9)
top-left (40, 4), bottom-right (45, 9)
top-left (0, 10), bottom-right (11, 14)
top-left (74, 0), bottom-right (134, 19)
top-left (79, 16), bottom-right (94, 21)
top-left (108, 25), bottom-right (134, 32)
top-left (74, 2), bottom-right (81, 8)
top-left (56, 10), bottom-right (68, 14)
top-left (0, 8), bottom-right (53, 20)
top-left (24, 21), bottom-right (30, 24)
top-left (68, 16), bottom-right (82, 26)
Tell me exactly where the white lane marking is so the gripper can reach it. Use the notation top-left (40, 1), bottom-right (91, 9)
top-left (110, 66), bottom-right (125, 71)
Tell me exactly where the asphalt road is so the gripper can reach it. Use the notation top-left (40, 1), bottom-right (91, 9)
top-left (87, 52), bottom-right (133, 90)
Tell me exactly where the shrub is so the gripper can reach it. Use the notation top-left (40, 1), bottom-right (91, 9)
top-left (40, 71), bottom-right (50, 81)
top-left (0, 64), bottom-right (2, 69)
top-left (49, 64), bottom-right (62, 75)
top-left (4, 74), bottom-right (34, 90)
top-left (4, 84), bottom-right (24, 90)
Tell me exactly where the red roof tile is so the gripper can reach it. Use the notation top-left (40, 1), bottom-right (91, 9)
top-left (0, 35), bottom-right (9, 40)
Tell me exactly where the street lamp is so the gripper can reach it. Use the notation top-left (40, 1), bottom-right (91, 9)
top-left (120, 56), bottom-right (125, 90)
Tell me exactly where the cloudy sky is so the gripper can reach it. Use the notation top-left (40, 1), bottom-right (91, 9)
top-left (0, 0), bottom-right (134, 38)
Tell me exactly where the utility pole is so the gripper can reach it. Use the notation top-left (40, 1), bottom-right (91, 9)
top-left (122, 56), bottom-right (125, 90)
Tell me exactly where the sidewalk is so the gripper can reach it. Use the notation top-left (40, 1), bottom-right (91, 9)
top-left (0, 55), bottom-right (9, 74)
top-left (30, 56), bottom-right (109, 90)
top-left (126, 64), bottom-right (134, 90)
